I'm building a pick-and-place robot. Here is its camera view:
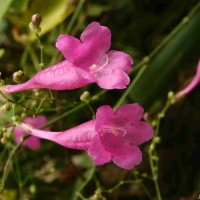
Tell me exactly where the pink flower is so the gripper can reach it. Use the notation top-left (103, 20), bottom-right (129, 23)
top-left (176, 59), bottom-right (200, 99)
top-left (14, 115), bottom-right (49, 150)
top-left (0, 22), bottom-right (133, 94)
top-left (18, 104), bottom-right (153, 169)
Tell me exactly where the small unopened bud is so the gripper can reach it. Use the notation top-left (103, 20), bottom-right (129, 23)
top-left (1, 137), bottom-right (7, 144)
top-left (80, 91), bottom-right (90, 103)
top-left (12, 116), bottom-right (20, 123)
top-left (153, 136), bottom-right (161, 144)
top-left (13, 70), bottom-right (24, 83)
top-left (168, 91), bottom-right (175, 104)
top-left (29, 14), bottom-right (42, 32)
top-left (0, 102), bottom-right (12, 112)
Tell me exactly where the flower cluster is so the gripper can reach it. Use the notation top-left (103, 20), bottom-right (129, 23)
top-left (3, 22), bottom-right (154, 169)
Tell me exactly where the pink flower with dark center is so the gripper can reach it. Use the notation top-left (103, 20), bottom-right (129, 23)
top-left (18, 104), bottom-right (153, 169)
top-left (176, 59), bottom-right (200, 100)
top-left (14, 115), bottom-right (49, 150)
top-left (0, 22), bottom-right (133, 94)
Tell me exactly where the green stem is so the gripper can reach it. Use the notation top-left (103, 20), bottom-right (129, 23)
top-left (35, 32), bottom-right (44, 69)
top-left (74, 165), bottom-right (95, 200)
top-left (41, 90), bottom-right (106, 129)
top-left (35, 98), bottom-right (45, 114)
top-left (148, 148), bottom-right (162, 200)
top-left (0, 134), bottom-right (30, 192)
top-left (66, 0), bottom-right (86, 34)
top-left (103, 180), bottom-right (135, 194)
top-left (114, 64), bottom-right (148, 109)
top-left (41, 103), bottom-right (85, 129)
top-left (131, 170), bottom-right (154, 200)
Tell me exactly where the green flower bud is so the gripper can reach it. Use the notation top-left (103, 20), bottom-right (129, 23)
top-left (0, 102), bottom-right (12, 112)
top-left (80, 91), bottom-right (90, 103)
top-left (13, 70), bottom-right (24, 83)
top-left (29, 14), bottom-right (42, 33)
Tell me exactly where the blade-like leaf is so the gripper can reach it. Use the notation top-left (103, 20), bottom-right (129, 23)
top-left (129, 3), bottom-right (200, 110)
top-left (0, 0), bottom-right (14, 20)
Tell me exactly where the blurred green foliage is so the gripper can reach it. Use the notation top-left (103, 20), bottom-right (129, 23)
top-left (0, 0), bottom-right (200, 200)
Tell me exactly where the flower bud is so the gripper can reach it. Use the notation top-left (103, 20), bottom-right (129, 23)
top-left (80, 91), bottom-right (90, 103)
top-left (12, 116), bottom-right (20, 123)
top-left (29, 14), bottom-right (42, 32)
top-left (168, 91), bottom-right (175, 104)
top-left (0, 102), bottom-right (12, 112)
top-left (13, 70), bottom-right (24, 83)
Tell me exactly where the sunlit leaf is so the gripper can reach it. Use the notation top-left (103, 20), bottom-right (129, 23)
top-left (8, 0), bottom-right (76, 42)
top-left (0, 0), bottom-right (14, 20)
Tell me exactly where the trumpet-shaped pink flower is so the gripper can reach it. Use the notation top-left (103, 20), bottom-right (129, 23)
top-left (18, 104), bottom-right (153, 169)
top-left (0, 22), bottom-right (133, 94)
top-left (176, 59), bottom-right (200, 99)
top-left (14, 115), bottom-right (49, 150)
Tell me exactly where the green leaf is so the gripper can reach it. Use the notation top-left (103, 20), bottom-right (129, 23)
top-left (0, 0), bottom-right (14, 20)
top-left (129, 3), bottom-right (200, 110)
top-left (8, 0), bottom-right (76, 42)
top-left (10, 0), bottom-right (30, 12)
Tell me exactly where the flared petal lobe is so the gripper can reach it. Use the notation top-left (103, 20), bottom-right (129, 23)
top-left (94, 70), bottom-right (130, 89)
top-left (93, 104), bottom-right (153, 169)
top-left (106, 50), bottom-right (133, 72)
top-left (88, 134), bottom-right (112, 165)
top-left (56, 22), bottom-right (111, 70)
top-left (112, 145), bottom-right (142, 170)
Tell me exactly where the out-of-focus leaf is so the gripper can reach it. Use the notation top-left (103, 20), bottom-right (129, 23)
top-left (0, 189), bottom-right (17, 200)
top-left (10, 0), bottom-right (30, 12)
top-left (0, 0), bottom-right (14, 20)
top-left (8, 0), bottom-right (76, 42)
top-left (87, 4), bottom-right (111, 17)
top-left (0, 49), bottom-right (5, 58)
top-left (129, 3), bottom-right (200, 110)
top-left (70, 153), bottom-right (94, 200)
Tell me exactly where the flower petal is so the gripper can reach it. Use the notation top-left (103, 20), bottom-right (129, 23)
top-left (182, 59), bottom-right (200, 95)
top-left (94, 69), bottom-right (130, 89)
top-left (55, 34), bottom-right (81, 62)
top-left (112, 145), bottom-right (142, 170)
top-left (14, 127), bottom-right (41, 151)
top-left (124, 121), bottom-right (154, 145)
top-left (95, 105), bottom-right (114, 132)
top-left (24, 115), bottom-right (48, 129)
top-left (87, 134), bottom-right (112, 165)
top-left (7, 60), bottom-right (94, 93)
top-left (106, 50), bottom-right (133, 72)
top-left (56, 22), bottom-right (111, 70)
top-left (13, 115), bottom-right (48, 151)
top-left (115, 103), bottom-right (144, 121)
top-left (28, 120), bottom-right (96, 150)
